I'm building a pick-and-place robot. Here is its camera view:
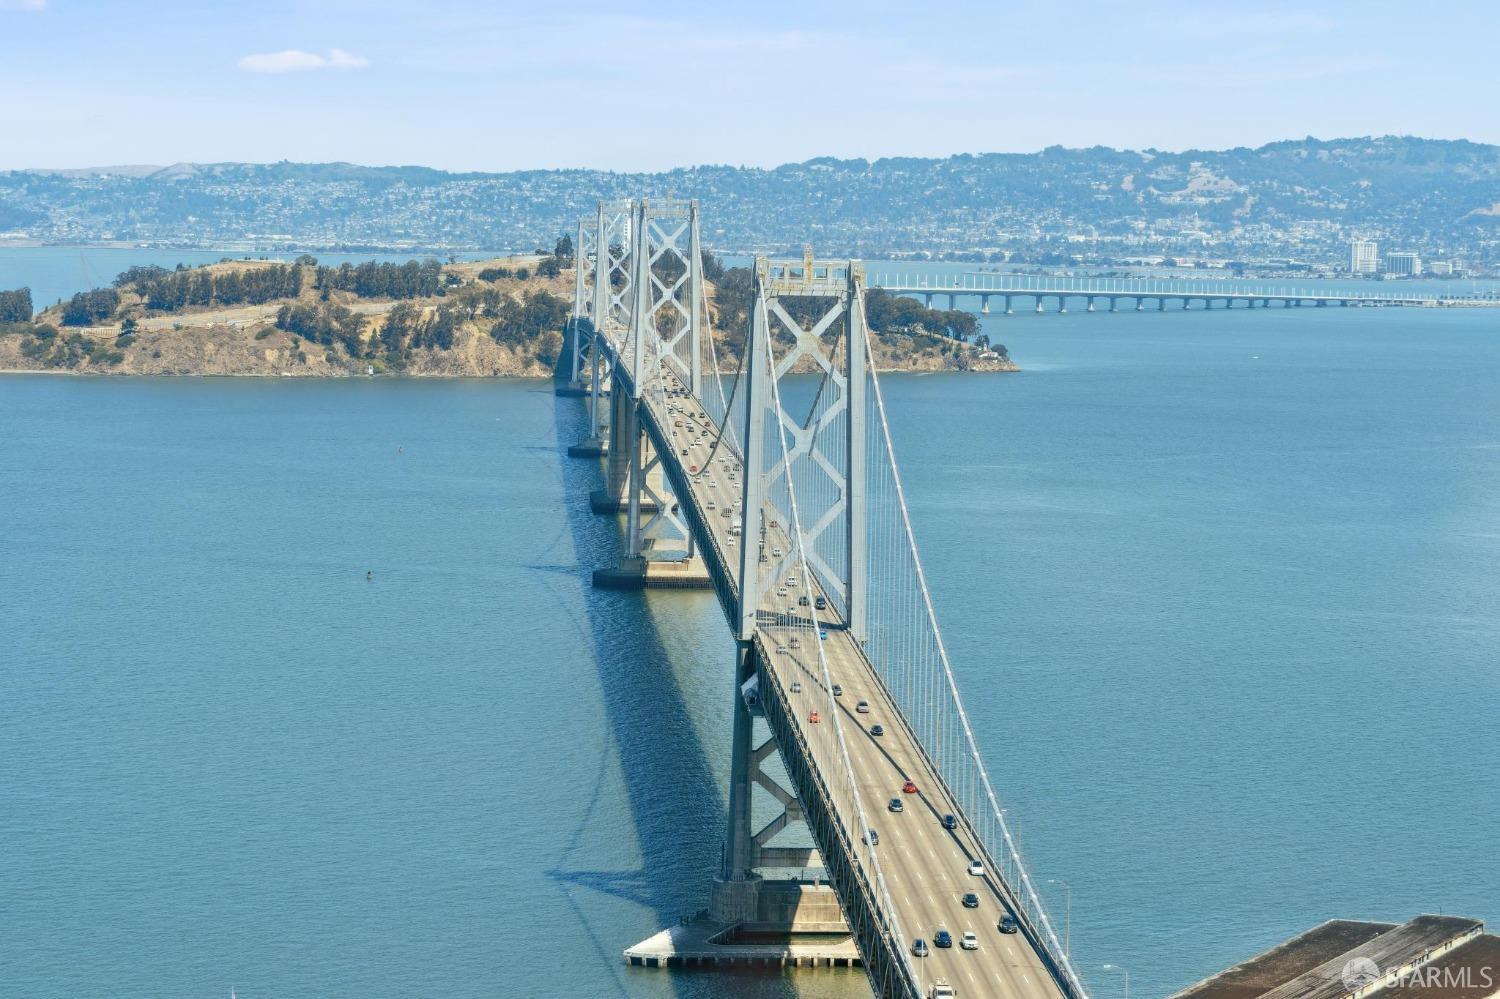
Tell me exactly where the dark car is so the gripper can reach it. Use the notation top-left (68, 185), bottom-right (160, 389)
top-left (942, 813), bottom-right (958, 830)
top-left (934, 929), bottom-right (953, 949)
top-left (814, 595), bottom-right (827, 610)
top-left (864, 828), bottom-right (880, 846)
top-left (870, 724), bottom-right (885, 737)
top-left (888, 797), bottom-right (903, 813)
top-left (912, 938), bottom-right (929, 957)
top-left (831, 684), bottom-right (843, 697)
top-left (998, 915), bottom-right (1019, 934)
top-left (798, 595), bottom-right (810, 606)
top-left (962, 892), bottom-right (979, 908)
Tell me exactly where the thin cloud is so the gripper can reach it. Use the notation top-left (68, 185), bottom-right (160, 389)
top-left (1, 0), bottom-right (47, 10)
top-left (237, 48), bottom-right (370, 74)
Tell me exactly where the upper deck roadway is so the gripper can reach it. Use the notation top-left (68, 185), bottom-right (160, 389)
top-left (612, 332), bottom-right (1067, 999)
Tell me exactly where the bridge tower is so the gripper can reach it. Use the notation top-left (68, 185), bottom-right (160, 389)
top-left (591, 198), bottom-right (713, 590)
top-left (556, 218), bottom-right (596, 399)
top-left (713, 250), bottom-right (874, 937)
top-left (569, 200), bottom-right (633, 457)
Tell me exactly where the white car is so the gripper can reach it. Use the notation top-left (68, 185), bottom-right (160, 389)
top-left (960, 931), bottom-right (978, 951)
top-left (786, 576), bottom-right (798, 587)
top-left (776, 645), bottom-right (788, 655)
top-left (790, 680), bottom-right (802, 693)
top-left (776, 587), bottom-right (788, 597)
top-left (967, 860), bottom-right (985, 877)
top-left (707, 500), bottom-right (716, 509)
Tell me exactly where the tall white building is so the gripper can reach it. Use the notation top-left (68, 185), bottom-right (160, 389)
top-left (1350, 239), bottom-right (1379, 274)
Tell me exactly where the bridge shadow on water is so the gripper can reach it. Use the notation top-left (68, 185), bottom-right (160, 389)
top-left (537, 392), bottom-right (776, 997)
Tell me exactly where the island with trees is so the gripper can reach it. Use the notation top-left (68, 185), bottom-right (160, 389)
top-left (0, 248), bottom-right (1014, 377)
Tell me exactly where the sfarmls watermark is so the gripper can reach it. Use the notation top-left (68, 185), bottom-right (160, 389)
top-left (1342, 956), bottom-right (1495, 992)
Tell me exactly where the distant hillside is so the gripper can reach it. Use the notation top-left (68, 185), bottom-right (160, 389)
top-left (3, 137), bottom-right (1498, 264)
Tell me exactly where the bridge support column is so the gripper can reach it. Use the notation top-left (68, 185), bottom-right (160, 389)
top-left (1086, 296), bottom-right (1096, 312)
top-left (980, 295), bottom-right (991, 314)
top-left (1158, 297), bottom-right (1167, 311)
top-left (719, 641), bottom-right (759, 892)
top-left (1109, 297), bottom-right (1118, 313)
top-left (1057, 296), bottom-right (1067, 314)
top-left (1135, 298), bottom-right (1143, 311)
top-left (1035, 296), bottom-right (1044, 314)
top-left (1004, 295), bottom-right (1013, 315)
top-left (567, 329), bottom-right (609, 458)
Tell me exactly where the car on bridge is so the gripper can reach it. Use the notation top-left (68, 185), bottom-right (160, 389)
top-left (808, 710), bottom-right (820, 723)
top-left (943, 813), bottom-right (958, 830)
top-left (814, 595), bottom-right (827, 610)
top-left (929, 980), bottom-right (955, 998)
top-left (864, 828), bottom-right (879, 846)
top-left (856, 700), bottom-right (870, 713)
top-left (934, 928), bottom-right (953, 948)
top-left (911, 938), bottom-right (929, 958)
top-left (967, 860), bottom-right (985, 877)
top-left (998, 914), bottom-right (1019, 934)
top-left (960, 931), bottom-right (979, 951)
top-left (869, 724), bottom-right (885, 736)
top-left (831, 684), bottom-right (842, 696)
top-left (902, 779), bottom-right (918, 794)
top-left (789, 680), bottom-right (801, 693)
top-left (888, 798), bottom-right (903, 813)
top-left (962, 892), bottom-right (979, 908)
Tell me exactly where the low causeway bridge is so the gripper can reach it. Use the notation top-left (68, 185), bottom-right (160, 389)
top-left (556, 198), bottom-right (1088, 999)
top-left (868, 272), bottom-right (1500, 314)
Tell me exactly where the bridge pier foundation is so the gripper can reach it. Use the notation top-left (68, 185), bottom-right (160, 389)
top-left (1109, 298), bottom-right (1118, 313)
top-left (568, 437), bottom-right (608, 458)
top-left (1035, 296), bottom-right (1044, 314)
top-left (980, 295), bottom-right (991, 314)
top-left (1057, 296), bottom-right (1067, 314)
top-left (1004, 295), bottom-right (1013, 315)
top-left (1158, 297), bottom-right (1167, 311)
top-left (1086, 297), bottom-right (1096, 312)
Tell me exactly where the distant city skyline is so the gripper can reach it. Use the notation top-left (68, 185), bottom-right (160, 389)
top-left (2, 0), bottom-right (1497, 172)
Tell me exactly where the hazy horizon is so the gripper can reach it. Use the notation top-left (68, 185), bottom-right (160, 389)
top-left (9, 132), bottom-right (1492, 176)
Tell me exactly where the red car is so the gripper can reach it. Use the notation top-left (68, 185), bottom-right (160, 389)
top-left (809, 711), bottom-right (821, 724)
top-left (902, 779), bottom-right (918, 794)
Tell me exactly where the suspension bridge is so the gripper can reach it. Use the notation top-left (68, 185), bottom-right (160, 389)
top-left (556, 198), bottom-right (1086, 999)
top-left (868, 271), bottom-right (1500, 314)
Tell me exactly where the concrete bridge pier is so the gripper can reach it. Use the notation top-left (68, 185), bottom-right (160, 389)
top-left (1158, 297), bottom-right (1167, 311)
top-left (1109, 297), bottom-right (1118, 313)
top-left (1034, 296), bottom-right (1044, 314)
top-left (1086, 296), bottom-right (1096, 312)
top-left (1135, 297), bottom-right (1144, 311)
top-left (980, 295), bottom-right (991, 314)
top-left (1057, 295), bottom-right (1067, 314)
top-left (923, 293), bottom-right (933, 308)
top-left (1004, 295), bottom-right (1013, 315)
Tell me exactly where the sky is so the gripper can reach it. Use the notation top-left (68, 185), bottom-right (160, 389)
top-left (1, 0), bottom-right (1495, 172)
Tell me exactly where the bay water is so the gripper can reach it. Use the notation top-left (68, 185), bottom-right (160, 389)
top-left (2, 259), bottom-right (1498, 998)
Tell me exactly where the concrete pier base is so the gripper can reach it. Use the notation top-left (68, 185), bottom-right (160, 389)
top-left (567, 437), bottom-right (608, 458)
top-left (626, 879), bottom-right (857, 971)
top-left (624, 917), bottom-right (861, 971)
top-left (592, 555), bottom-right (713, 590)
top-left (554, 383), bottom-right (590, 397)
top-left (589, 488), bottom-right (663, 514)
